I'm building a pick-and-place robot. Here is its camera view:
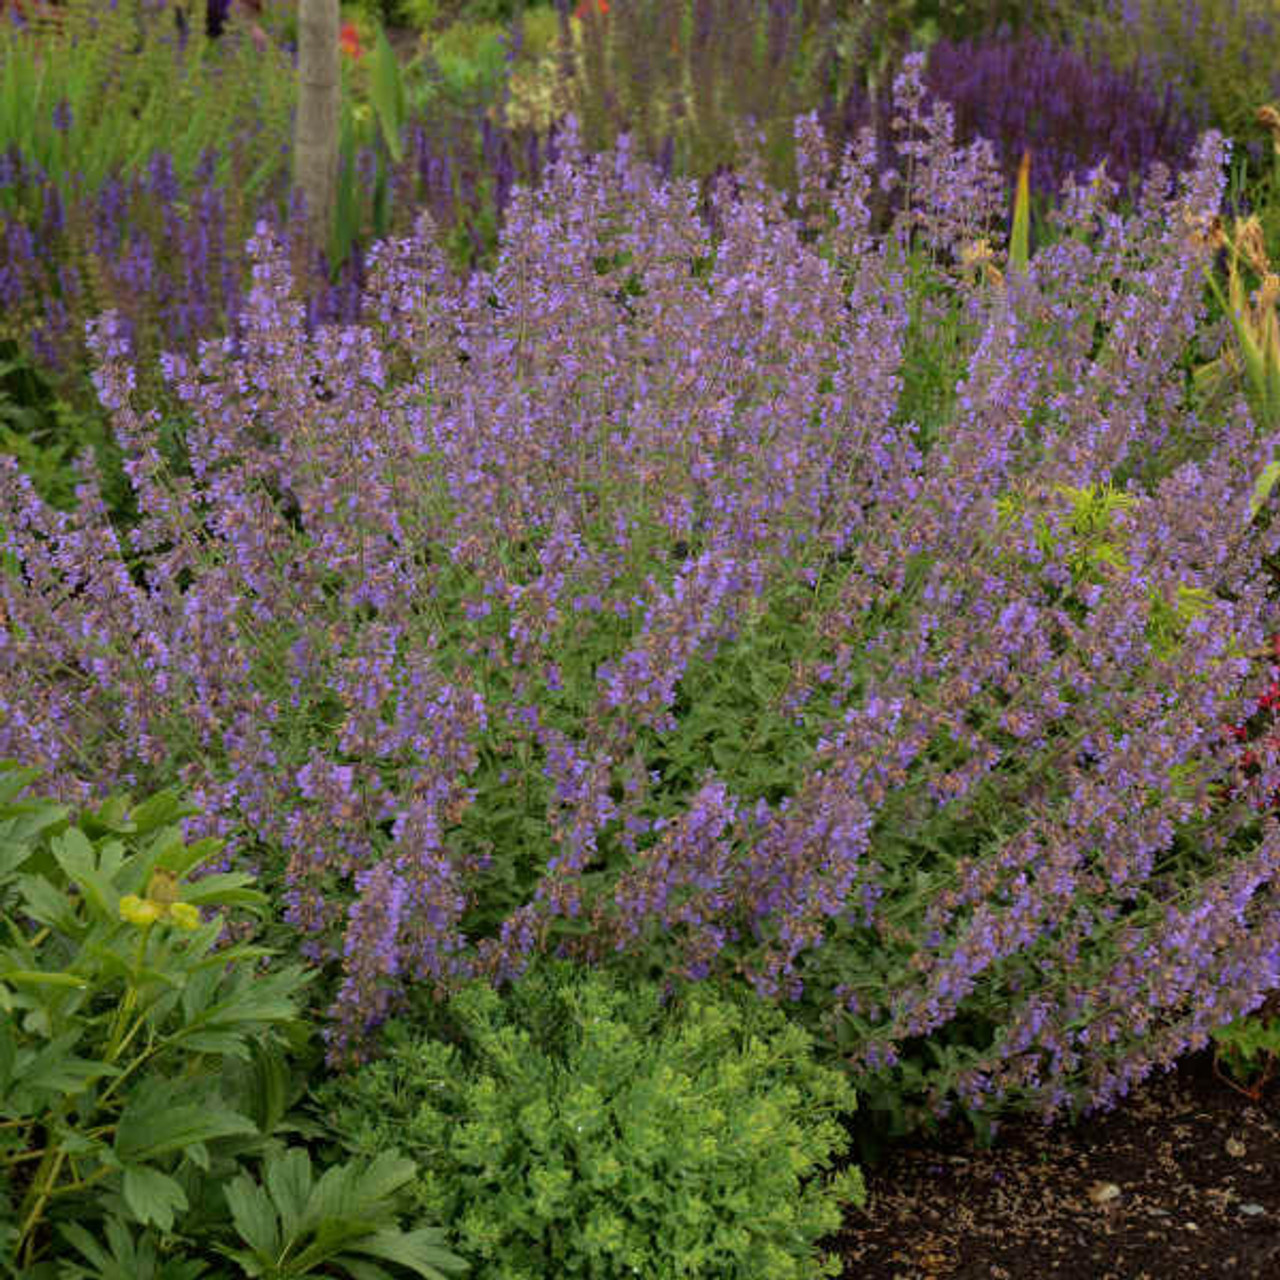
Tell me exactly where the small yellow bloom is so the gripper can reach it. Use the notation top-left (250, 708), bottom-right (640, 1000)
top-left (119, 894), bottom-right (163, 926)
top-left (119, 872), bottom-right (200, 929)
top-left (168, 902), bottom-right (201, 930)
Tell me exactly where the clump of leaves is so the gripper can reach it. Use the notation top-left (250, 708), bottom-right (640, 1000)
top-left (0, 761), bottom-right (469, 1280)
top-left (52, 1147), bottom-right (469, 1280)
top-left (1210, 992), bottom-right (1280, 1102)
top-left (0, 761), bottom-right (309, 1271)
top-left (213, 1147), bottom-right (466, 1279)
top-left (316, 959), bottom-right (864, 1280)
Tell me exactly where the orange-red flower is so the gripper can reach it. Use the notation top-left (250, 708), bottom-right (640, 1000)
top-left (573, 0), bottom-right (608, 18)
top-left (340, 21), bottom-right (363, 59)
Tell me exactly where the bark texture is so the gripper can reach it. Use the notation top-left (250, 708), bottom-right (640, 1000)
top-left (294, 0), bottom-right (340, 245)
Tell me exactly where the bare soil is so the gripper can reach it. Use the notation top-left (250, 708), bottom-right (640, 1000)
top-left (832, 1049), bottom-right (1280, 1279)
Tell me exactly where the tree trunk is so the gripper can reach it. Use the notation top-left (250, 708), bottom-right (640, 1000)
top-left (294, 0), bottom-right (340, 248)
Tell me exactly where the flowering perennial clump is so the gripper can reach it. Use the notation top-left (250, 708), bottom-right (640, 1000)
top-left (921, 28), bottom-right (1200, 201)
top-left (3, 57), bottom-right (1280, 1126)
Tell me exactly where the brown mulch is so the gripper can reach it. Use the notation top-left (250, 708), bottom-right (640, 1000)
top-left (832, 1049), bottom-right (1280, 1279)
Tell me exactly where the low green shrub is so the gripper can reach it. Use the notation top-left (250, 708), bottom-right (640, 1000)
top-left (316, 960), bottom-right (864, 1280)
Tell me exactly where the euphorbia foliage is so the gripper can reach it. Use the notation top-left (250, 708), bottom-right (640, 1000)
top-left (4, 58), bottom-right (1280, 1130)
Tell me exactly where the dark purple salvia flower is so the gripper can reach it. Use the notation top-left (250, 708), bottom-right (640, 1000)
top-left (146, 152), bottom-right (180, 205)
top-left (40, 184), bottom-right (64, 238)
top-left (1074, 0), bottom-right (1276, 149)
top-left (51, 99), bottom-right (72, 134)
top-left (657, 132), bottom-right (675, 180)
top-left (921, 28), bottom-right (1200, 201)
top-left (206, 0), bottom-right (232, 39)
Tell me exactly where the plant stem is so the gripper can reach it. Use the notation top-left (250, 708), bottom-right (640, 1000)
top-left (17, 1141), bottom-right (66, 1268)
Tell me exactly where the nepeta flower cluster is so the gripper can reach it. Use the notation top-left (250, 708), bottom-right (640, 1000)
top-left (4, 57), bottom-right (1280, 1126)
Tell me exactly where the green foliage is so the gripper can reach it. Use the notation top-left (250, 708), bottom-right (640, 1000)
top-left (0, 762), bottom-right (310, 1273)
top-left (0, 764), bottom-right (469, 1279)
top-left (54, 1217), bottom-right (213, 1280)
top-left (394, 0), bottom-right (442, 35)
top-left (993, 481), bottom-right (1215, 662)
top-left (316, 961), bottom-right (863, 1280)
top-left (413, 17), bottom-right (511, 111)
top-left (0, 341), bottom-right (123, 515)
top-left (891, 245), bottom-right (983, 452)
top-left (0, 345), bottom-right (80, 510)
top-left (444, 0), bottom-right (541, 26)
top-left (215, 1147), bottom-right (467, 1279)
top-left (333, 21), bottom-right (410, 271)
top-left (0, 0), bottom-right (295, 207)
top-left (50, 1146), bottom-right (469, 1280)
top-left (1210, 997), bottom-right (1280, 1099)
top-left (995, 481), bottom-right (1136, 583)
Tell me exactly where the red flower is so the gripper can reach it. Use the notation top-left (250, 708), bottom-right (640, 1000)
top-left (340, 21), bottom-right (363, 59)
top-left (574, 0), bottom-right (608, 18)
top-left (1219, 631), bottom-right (1280, 813)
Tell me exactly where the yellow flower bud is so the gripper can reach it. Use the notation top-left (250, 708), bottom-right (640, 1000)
top-left (146, 869), bottom-right (181, 906)
top-left (119, 894), bottom-right (163, 926)
top-left (168, 902), bottom-right (201, 930)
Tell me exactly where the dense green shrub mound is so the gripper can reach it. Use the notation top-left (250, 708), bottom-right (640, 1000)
top-left (316, 960), bottom-right (865, 1280)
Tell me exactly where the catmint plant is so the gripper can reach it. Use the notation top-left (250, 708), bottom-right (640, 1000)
top-left (4, 56), bottom-right (1280, 1138)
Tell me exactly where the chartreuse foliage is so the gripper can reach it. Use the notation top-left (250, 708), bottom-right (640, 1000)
top-left (316, 960), bottom-right (864, 1280)
top-left (0, 763), bottom-right (467, 1280)
top-left (993, 481), bottom-right (1213, 660)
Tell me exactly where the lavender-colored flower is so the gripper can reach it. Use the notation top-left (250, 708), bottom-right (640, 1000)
top-left (6, 66), bottom-right (1279, 1135)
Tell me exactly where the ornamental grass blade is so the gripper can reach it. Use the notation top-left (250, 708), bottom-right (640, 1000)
top-left (1262, 287), bottom-right (1280, 430)
top-left (372, 24), bottom-right (406, 163)
top-left (331, 102), bottom-right (361, 271)
top-left (1010, 148), bottom-right (1032, 274)
top-left (1249, 459), bottom-right (1280, 520)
